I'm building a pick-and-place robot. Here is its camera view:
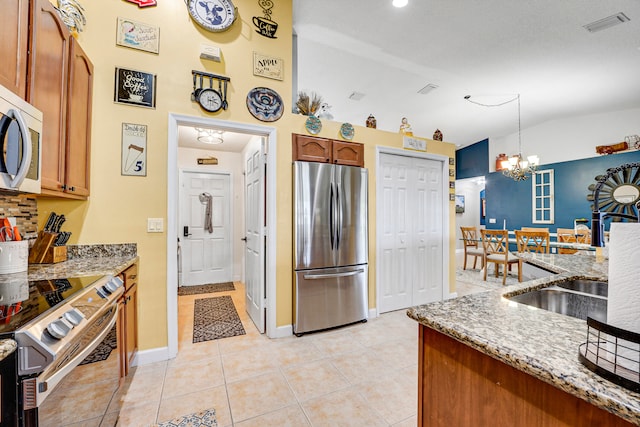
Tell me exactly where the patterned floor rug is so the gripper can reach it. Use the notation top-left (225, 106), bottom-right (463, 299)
top-left (79, 325), bottom-right (117, 365)
top-left (178, 282), bottom-right (235, 296)
top-left (193, 295), bottom-right (246, 343)
top-left (153, 409), bottom-right (217, 427)
top-left (456, 267), bottom-right (521, 288)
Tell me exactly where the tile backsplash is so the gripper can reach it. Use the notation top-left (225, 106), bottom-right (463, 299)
top-left (0, 195), bottom-right (38, 237)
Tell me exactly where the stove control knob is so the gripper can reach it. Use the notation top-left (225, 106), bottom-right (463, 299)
top-left (63, 308), bottom-right (85, 326)
top-left (105, 279), bottom-right (121, 293)
top-left (47, 318), bottom-right (72, 339)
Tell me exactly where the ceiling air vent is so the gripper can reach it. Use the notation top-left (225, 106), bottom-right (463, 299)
top-left (417, 84), bottom-right (439, 95)
top-left (348, 91), bottom-right (365, 101)
top-left (583, 12), bottom-right (630, 33)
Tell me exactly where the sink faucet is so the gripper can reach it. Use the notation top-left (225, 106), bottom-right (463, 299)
top-left (591, 208), bottom-right (640, 247)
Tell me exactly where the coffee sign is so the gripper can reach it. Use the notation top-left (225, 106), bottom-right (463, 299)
top-left (253, 0), bottom-right (278, 38)
top-left (253, 52), bottom-right (284, 81)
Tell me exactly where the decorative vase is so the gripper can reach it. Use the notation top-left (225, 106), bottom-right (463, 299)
top-left (433, 129), bottom-right (443, 141)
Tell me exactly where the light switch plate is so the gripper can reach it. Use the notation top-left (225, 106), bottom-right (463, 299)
top-left (489, 218), bottom-right (496, 224)
top-left (147, 218), bottom-right (164, 233)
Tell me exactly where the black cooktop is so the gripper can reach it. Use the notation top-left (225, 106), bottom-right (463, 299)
top-left (0, 275), bottom-right (105, 334)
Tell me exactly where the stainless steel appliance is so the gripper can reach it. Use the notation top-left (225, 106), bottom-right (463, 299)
top-left (0, 274), bottom-right (123, 426)
top-left (293, 161), bottom-right (368, 335)
top-left (0, 84), bottom-right (42, 194)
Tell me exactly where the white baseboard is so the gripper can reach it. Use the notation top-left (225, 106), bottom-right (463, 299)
top-left (368, 308), bottom-right (378, 319)
top-left (271, 324), bottom-right (293, 339)
top-left (447, 292), bottom-right (458, 299)
top-left (133, 346), bottom-right (171, 366)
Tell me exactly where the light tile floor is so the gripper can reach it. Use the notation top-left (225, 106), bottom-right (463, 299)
top-left (41, 272), bottom-right (489, 427)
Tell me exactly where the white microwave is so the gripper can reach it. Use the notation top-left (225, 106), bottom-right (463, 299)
top-left (0, 84), bottom-right (42, 194)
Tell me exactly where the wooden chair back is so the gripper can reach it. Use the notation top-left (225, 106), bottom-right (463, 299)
top-left (481, 229), bottom-right (509, 257)
top-left (461, 226), bottom-right (479, 249)
top-left (521, 227), bottom-right (549, 232)
top-left (515, 230), bottom-right (550, 254)
top-left (557, 228), bottom-right (590, 254)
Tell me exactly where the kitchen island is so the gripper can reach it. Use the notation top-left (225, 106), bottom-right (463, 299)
top-left (407, 253), bottom-right (640, 426)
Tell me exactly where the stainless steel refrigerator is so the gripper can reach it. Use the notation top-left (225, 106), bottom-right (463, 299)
top-left (293, 161), bottom-right (368, 335)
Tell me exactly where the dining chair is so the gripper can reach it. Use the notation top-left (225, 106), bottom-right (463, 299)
top-left (481, 229), bottom-right (522, 285)
top-left (556, 227), bottom-right (590, 254)
top-left (460, 226), bottom-right (484, 270)
top-left (515, 230), bottom-right (550, 254)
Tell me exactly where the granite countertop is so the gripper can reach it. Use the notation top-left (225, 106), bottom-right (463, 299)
top-left (407, 253), bottom-right (640, 426)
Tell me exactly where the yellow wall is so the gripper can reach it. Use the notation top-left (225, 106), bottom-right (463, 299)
top-left (38, 0), bottom-right (456, 351)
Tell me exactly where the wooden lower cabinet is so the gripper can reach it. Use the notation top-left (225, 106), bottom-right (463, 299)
top-left (418, 326), bottom-right (634, 427)
top-left (117, 264), bottom-right (138, 379)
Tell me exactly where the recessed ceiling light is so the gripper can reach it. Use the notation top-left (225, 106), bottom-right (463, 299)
top-left (417, 84), bottom-right (439, 95)
top-left (583, 12), bottom-right (630, 33)
top-left (348, 91), bottom-right (366, 101)
top-left (392, 0), bottom-right (408, 8)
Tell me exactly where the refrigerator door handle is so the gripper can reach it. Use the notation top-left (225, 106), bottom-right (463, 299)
top-left (303, 269), bottom-right (365, 280)
top-left (329, 183), bottom-right (335, 250)
top-left (336, 182), bottom-right (342, 250)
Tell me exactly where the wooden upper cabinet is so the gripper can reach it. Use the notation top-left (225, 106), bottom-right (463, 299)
top-left (0, 0), bottom-right (29, 98)
top-left (293, 134), bottom-right (364, 167)
top-left (293, 134), bottom-right (332, 163)
top-left (332, 140), bottom-right (364, 167)
top-left (28, 0), bottom-right (69, 194)
top-left (64, 38), bottom-right (93, 197)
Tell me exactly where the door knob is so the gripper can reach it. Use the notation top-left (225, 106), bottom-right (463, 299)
top-left (241, 237), bottom-right (247, 242)
top-left (183, 226), bottom-right (192, 237)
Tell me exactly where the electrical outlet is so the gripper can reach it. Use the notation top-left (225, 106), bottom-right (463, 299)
top-left (147, 218), bottom-right (164, 233)
top-left (489, 218), bottom-right (496, 224)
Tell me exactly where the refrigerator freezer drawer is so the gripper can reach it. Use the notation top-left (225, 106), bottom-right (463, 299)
top-left (294, 265), bottom-right (368, 335)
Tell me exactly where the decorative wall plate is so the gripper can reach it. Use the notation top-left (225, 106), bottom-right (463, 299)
top-left (305, 115), bottom-right (322, 135)
top-left (187, 0), bottom-right (236, 32)
top-left (340, 123), bottom-right (354, 140)
top-left (246, 87), bottom-right (283, 122)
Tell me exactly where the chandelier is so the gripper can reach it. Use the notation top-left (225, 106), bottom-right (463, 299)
top-left (195, 128), bottom-right (223, 145)
top-left (500, 95), bottom-right (539, 181)
top-left (465, 94), bottom-right (540, 181)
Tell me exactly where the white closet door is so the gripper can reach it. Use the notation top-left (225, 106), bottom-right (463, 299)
top-left (378, 154), bottom-right (444, 313)
top-left (379, 154), bottom-right (413, 312)
top-left (412, 158), bottom-right (444, 305)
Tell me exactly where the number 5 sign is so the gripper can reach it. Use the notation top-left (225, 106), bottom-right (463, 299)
top-left (121, 123), bottom-right (147, 176)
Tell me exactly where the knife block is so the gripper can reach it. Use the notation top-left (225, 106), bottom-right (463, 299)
top-left (43, 246), bottom-right (67, 264)
top-left (28, 231), bottom-right (61, 264)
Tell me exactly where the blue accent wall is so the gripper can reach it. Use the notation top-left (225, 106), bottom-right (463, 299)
top-left (456, 139), bottom-right (488, 180)
top-left (485, 150), bottom-right (640, 231)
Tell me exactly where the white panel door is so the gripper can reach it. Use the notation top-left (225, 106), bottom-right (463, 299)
top-left (412, 158), bottom-right (443, 305)
top-left (245, 146), bottom-right (265, 333)
top-left (379, 154), bottom-right (444, 313)
top-left (379, 154), bottom-right (413, 312)
top-left (180, 171), bottom-right (231, 286)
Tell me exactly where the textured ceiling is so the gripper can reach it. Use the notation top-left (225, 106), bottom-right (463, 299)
top-left (293, 0), bottom-right (640, 147)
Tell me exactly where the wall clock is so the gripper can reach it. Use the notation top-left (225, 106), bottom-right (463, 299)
top-left (197, 88), bottom-right (223, 112)
top-left (187, 0), bottom-right (237, 32)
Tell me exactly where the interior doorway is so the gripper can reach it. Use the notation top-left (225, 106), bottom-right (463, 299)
top-left (167, 114), bottom-right (278, 360)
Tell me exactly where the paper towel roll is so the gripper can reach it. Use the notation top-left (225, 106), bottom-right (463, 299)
top-left (607, 223), bottom-right (640, 370)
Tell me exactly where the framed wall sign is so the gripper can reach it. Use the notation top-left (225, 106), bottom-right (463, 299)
top-left (121, 123), bottom-right (147, 176)
top-left (455, 195), bottom-right (465, 213)
top-left (253, 52), bottom-right (284, 81)
top-left (116, 17), bottom-right (160, 54)
top-left (403, 136), bottom-right (426, 151)
top-left (114, 67), bottom-right (157, 108)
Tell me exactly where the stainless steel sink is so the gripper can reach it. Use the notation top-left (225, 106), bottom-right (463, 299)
top-left (555, 279), bottom-right (608, 297)
top-left (508, 283), bottom-right (607, 322)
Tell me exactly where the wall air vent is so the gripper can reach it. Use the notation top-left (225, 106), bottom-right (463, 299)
top-left (348, 91), bottom-right (365, 101)
top-left (417, 84), bottom-right (439, 95)
top-left (583, 12), bottom-right (630, 33)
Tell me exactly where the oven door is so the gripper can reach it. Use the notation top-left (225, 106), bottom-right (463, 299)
top-left (23, 304), bottom-right (120, 427)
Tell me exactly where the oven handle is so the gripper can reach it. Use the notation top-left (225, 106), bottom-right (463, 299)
top-left (36, 304), bottom-right (118, 406)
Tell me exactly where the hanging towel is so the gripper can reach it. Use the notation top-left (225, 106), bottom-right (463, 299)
top-left (200, 192), bottom-right (213, 233)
